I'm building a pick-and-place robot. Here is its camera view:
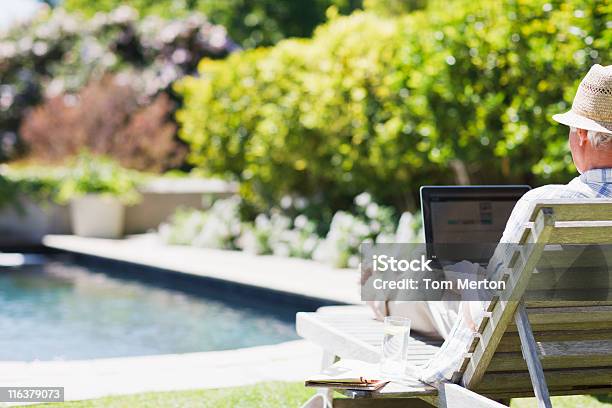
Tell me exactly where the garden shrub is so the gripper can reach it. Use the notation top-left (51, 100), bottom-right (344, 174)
top-left (158, 192), bottom-right (422, 268)
top-left (0, 155), bottom-right (144, 211)
top-left (20, 75), bottom-right (184, 172)
top-left (363, 0), bottom-right (426, 15)
top-left (176, 0), bottom-right (611, 218)
top-left (238, 212), bottom-right (319, 258)
top-left (55, 153), bottom-right (143, 205)
top-left (0, 166), bottom-right (66, 211)
top-left (312, 192), bottom-right (401, 268)
top-left (63, 0), bottom-right (362, 49)
top-left (159, 196), bottom-right (243, 249)
top-left (0, 7), bottom-right (233, 163)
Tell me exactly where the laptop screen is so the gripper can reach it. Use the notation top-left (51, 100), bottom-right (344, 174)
top-left (420, 186), bottom-right (530, 262)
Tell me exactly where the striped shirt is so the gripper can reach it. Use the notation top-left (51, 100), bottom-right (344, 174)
top-left (418, 168), bottom-right (612, 386)
top-left (501, 168), bottom-right (612, 242)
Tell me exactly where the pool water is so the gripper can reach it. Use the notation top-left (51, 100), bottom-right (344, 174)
top-left (0, 259), bottom-right (298, 361)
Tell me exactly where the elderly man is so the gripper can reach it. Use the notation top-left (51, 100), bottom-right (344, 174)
top-left (368, 64), bottom-right (612, 383)
top-left (502, 64), bottom-right (612, 242)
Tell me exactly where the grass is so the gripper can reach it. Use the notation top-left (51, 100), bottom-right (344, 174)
top-left (31, 382), bottom-right (315, 408)
top-left (26, 383), bottom-right (612, 407)
top-left (512, 395), bottom-right (612, 408)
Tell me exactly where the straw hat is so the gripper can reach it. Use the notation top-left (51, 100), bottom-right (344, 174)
top-left (553, 64), bottom-right (612, 135)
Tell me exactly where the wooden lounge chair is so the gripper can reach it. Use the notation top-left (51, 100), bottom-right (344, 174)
top-left (297, 200), bottom-right (612, 407)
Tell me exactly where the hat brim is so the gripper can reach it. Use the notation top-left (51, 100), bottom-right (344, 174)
top-left (553, 110), bottom-right (612, 135)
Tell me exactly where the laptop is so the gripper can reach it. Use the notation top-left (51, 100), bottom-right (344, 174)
top-left (420, 185), bottom-right (530, 264)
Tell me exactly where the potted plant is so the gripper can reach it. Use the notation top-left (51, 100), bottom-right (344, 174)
top-left (58, 154), bottom-right (141, 239)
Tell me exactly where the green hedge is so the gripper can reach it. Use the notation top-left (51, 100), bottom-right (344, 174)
top-left (176, 0), bottom-right (611, 217)
top-left (0, 167), bottom-right (64, 211)
top-left (63, 0), bottom-right (361, 48)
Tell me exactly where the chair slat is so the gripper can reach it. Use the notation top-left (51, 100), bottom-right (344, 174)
top-left (497, 329), bottom-right (612, 352)
top-left (548, 221), bottom-right (612, 244)
top-left (526, 306), bottom-right (612, 325)
top-left (296, 311), bottom-right (441, 366)
top-left (489, 340), bottom-right (612, 371)
top-left (296, 311), bottom-right (381, 363)
top-left (475, 368), bottom-right (612, 392)
top-left (507, 321), bottom-right (612, 332)
top-left (538, 245), bottom-right (612, 268)
top-left (530, 200), bottom-right (612, 222)
top-left (524, 300), bottom-right (612, 308)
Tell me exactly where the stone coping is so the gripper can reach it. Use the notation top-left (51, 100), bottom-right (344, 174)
top-left (43, 234), bottom-right (361, 305)
top-left (0, 340), bottom-right (321, 403)
top-left (140, 177), bottom-right (238, 194)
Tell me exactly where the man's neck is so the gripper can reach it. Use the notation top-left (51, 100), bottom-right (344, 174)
top-left (583, 152), bottom-right (612, 171)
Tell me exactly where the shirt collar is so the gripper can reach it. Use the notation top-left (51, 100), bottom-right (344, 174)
top-left (579, 168), bottom-right (612, 184)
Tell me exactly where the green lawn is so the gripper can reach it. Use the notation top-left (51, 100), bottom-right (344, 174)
top-left (28, 383), bottom-right (612, 408)
top-left (512, 395), bottom-right (612, 408)
top-left (32, 382), bottom-right (315, 408)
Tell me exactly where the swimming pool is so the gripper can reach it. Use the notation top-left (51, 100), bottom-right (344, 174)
top-left (0, 256), bottom-right (300, 361)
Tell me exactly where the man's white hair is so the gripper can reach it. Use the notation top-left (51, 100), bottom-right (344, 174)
top-left (570, 127), bottom-right (612, 149)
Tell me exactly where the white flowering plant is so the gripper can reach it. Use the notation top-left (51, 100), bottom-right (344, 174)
top-left (159, 196), bottom-right (242, 249)
top-left (313, 192), bottom-right (398, 268)
top-left (158, 207), bottom-right (208, 246)
top-left (237, 212), bottom-right (292, 255)
top-left (268, 214), bottom-right (320, 259)
top-left (159, 192), bottom-right (423, 269)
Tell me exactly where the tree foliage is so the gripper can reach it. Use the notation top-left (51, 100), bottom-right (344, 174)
top-left (20, 75), bottom-right (184, 172)
top-left (63, 0), bottom-right (362, 49)
top-left (0, 7), bottom-right (233, 163)
top-left (176, 0), bottom-right (611, 217)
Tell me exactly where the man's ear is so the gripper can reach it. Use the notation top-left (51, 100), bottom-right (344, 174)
top-left (577, 128), bottom-right (589, 147)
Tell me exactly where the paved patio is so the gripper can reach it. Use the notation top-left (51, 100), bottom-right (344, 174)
top-left (0, 340), bottom-right (322, 404)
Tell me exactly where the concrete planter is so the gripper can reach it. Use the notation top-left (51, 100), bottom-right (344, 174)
top-left (0, 178), bottom-right (238, 247)
top-left (71, 195), bottom-right (125, 239)
top-left (0, 198), bottom-right (70, 248)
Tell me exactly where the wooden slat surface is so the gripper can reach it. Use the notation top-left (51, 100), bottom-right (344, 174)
top-left (481, 386), bottom-right (612, 400)
top-left (488, 340), bottom-right (612, 372)
top-left (506, 321), bottom-right (612, 332)
top-left (319, 359), bottom-right (437, 398)
top-left (526, 270), bottom-right (612, 292)
top-left (475, 368), bottom-right (612, 392)
top-left (530, 200), bottom-right (612, 222)
top-left (548, 221), bottom-right (612, 244)
top-left (524, 300), bottom-right (612, 308)
top-left (333, 398), bottom-right (435, 407)
top-left (537, 245), bottom-right (612, 269)
top-left (438, 383), bottom-right (507, 408)
top-left (296, 309), bottom-right (442, 365)
top-left (523, 306), bottom-right (612, 324)
top-left (506, 305), bottom-right (612, 332)
top-left (296, 311), bottom-right (380, 363)
top-left (497, 329), bottom-right (612, 352)
top-left (342, 380), bottom-right (437, 398)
